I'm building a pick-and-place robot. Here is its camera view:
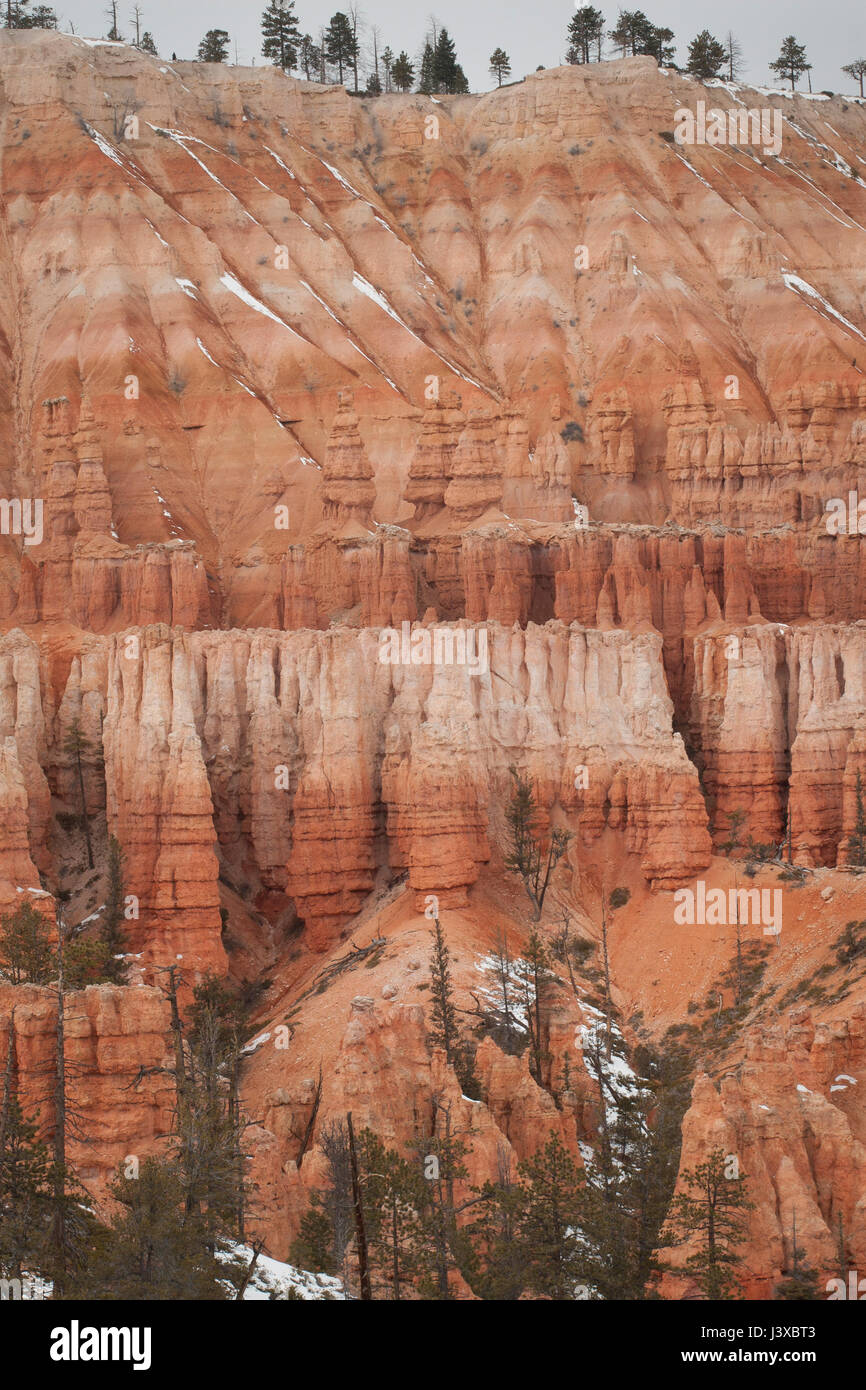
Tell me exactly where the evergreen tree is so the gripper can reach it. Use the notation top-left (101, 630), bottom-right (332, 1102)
top-left (433, 26), bottom-right (461, 93)
top-left (140, 31), bottom-right (157, 55)
top-left (567, 6), bottom-right (605, 64)
top-left (311, 1118), bottom-right (355, 1280)
top-left (172, 975), bottom-right (248, 1239)
top-left (0, 902), bottom-right (55, 985)
top-left (579, 1056), bottom-right (676, 1300)
top-left (64, 932), bottom-right (113, 990)
top-left (290, 1195), bottom-right (339, 1273)
top-left (769, 36), bottom-right (810, 92)
top-left (380, 45), bottom-right (394, 91)
top-left (489, 47), bottom-right (510, 86)
top-left (842, 58), bottom-right (866, 97)
top-left (643, 25), bottom-right (675, 65)
top-left (392, 50), bottom-right (414, 91)
top-left (365, 71), bottom-right (382, 95)
top-left (608, 9), bottom-right (652, 57)
top-left (324, 11), bottom-right (357, 85)
top-left (466, 1148), bottom-right (525, 1299)
top-left (261, 0), bottom-right (300, 72)
top-left (299, 33), bottom-right (321, 80)
top-left (63, 718), bottom-right (97, 870)
top-left (9, 1), bottom-right (57, 26)
top-left (2, 1), bottom-right (28, 26)
top-left (99, 835), bottom-right (129, 984)
top-left (513, 1134), bottom-right (587, 1299)
top-left (848, 770), bottom-right (866, 867)
top-left (661, 1148), bottom-right (753, 1299)
top-left (774, 1216), bottom-right (823, 1300)
top-left (504, 765), bottom-right (572, 920)
top-left (428, 918), bottom-right (479, 1098)
top-left (720, 806), bottom-right (747, 856)
top-left (0, 1016), bottom-right (53, 1281)
top-left (687, 29), bottom-right (726, 80)
top-left (356, 1129), bottom-right (423, 1299)
top-left (417, 40), bottom-right (435, 94)
top-left (198, 29), bottom-right (230, 64)
top-left (411, 1108), bottom-right (476, 1299)
top-left (46, 914), bottom-right (103, 1295)
top-left (515, 926), bottom-right (555, 1086)
top-left (73, 1157), bottom-right (227, 1299)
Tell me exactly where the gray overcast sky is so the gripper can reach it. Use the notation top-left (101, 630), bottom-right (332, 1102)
top-left (63, 0), bottom-right (864, 95)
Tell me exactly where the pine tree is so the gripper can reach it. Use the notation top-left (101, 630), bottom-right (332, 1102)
top-left (515, 927), bottom-right (555, 1086)
top-left (513, 1134), bottom-right (587, 1299)
top-left (9, 1), bottom-right (57, 26)
top-left (0, 1014), bottom-right (53, 1282)
top-left (428, 918), bottom-right (479, 1098)
top-left (773, 1214), bottom-right (823, 1300)
top-left (842, 58), bottom-right (866, 97)
top-left (63, 718), bottom-right (97, 870)
top-left (74, 1157), bottom-right (227, 1298)
top-left (433, 27), bottom-right (461, 94)
top-left (380, 45), bottom-right (394, 92)
top-left (687, 30), bottom-right (727, 80)
top-left (356, 1129), bottom-right (423, 1299)
top-left (99, 835), bottom-right (129, 984)
top-left (504, 765), bottom-right (571, 920)
top-left (417, 39), bottom-right (435, 94)
top-left (848, 770), bottom-right (866, 867)
top-left (140, 31), bottom-right (157, 55)
top-left (0, 902), bottom-right (55, 985)
top-left (484, 930), bottom-right (522, 1052)
top-left (466, 1147), bottom-right (525, 1299)
top-left (608, 9), bottom-right (652, 58)
top-left (392, 50), bottom-right (414, 91)
top-left (769, 36), bottom-right (810, 92)
top-left (311, 1118), bottom-right (355, 1280)
top-left (290, 1195), bottom-right (339, 1273)
top-left (198, 29), bottom-right (230, 64)
top-left (642, 25), bottom-right (675, 65)
top-left (2, 1), bottom-right (28, 26)
top-left (299, 33), bottom-right (320, 80)
top-left (324, 11), bottom-right (357, 85)
top-left (46, 913), bottom-right (101, 1294)
top-left (411, 1106), bottom-right (475, 1299)
top-left (661, 1148), bottom-right (753, 1299)
top-left (489, 47), bottom-right (510, 86)
top-left (261, 0), bottom-right (300, 72)
top-left (172, 975), bottom-right (249, 1239)
top-left (579, 1057), bottom-right (675, 1300)
top-left (567, 6), bottom-right (605, 64)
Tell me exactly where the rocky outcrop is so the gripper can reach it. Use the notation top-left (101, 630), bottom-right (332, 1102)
top-left (662, 1007), bottom-right (866, 1299)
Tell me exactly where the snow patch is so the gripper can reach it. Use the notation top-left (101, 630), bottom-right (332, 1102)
top-left (217, 1243), bottom-right (344, 1300)
top-left (783, 271), bottom-right (866, 344)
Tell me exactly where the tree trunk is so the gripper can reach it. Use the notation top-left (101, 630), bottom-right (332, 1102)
top-left (75, 749), bottom-right (94, 870)
top-left (51, 918), bottom-right (68, 1291)
top-left (346, 1112), bottom-right (371, 1299)
top-left (0, 1007), bottom-right (15, 1155)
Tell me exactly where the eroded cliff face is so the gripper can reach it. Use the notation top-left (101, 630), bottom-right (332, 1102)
top-left (0, 620), bottom-right (709, 961)
top-left (1, 30), bottom-right (865, 1296)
